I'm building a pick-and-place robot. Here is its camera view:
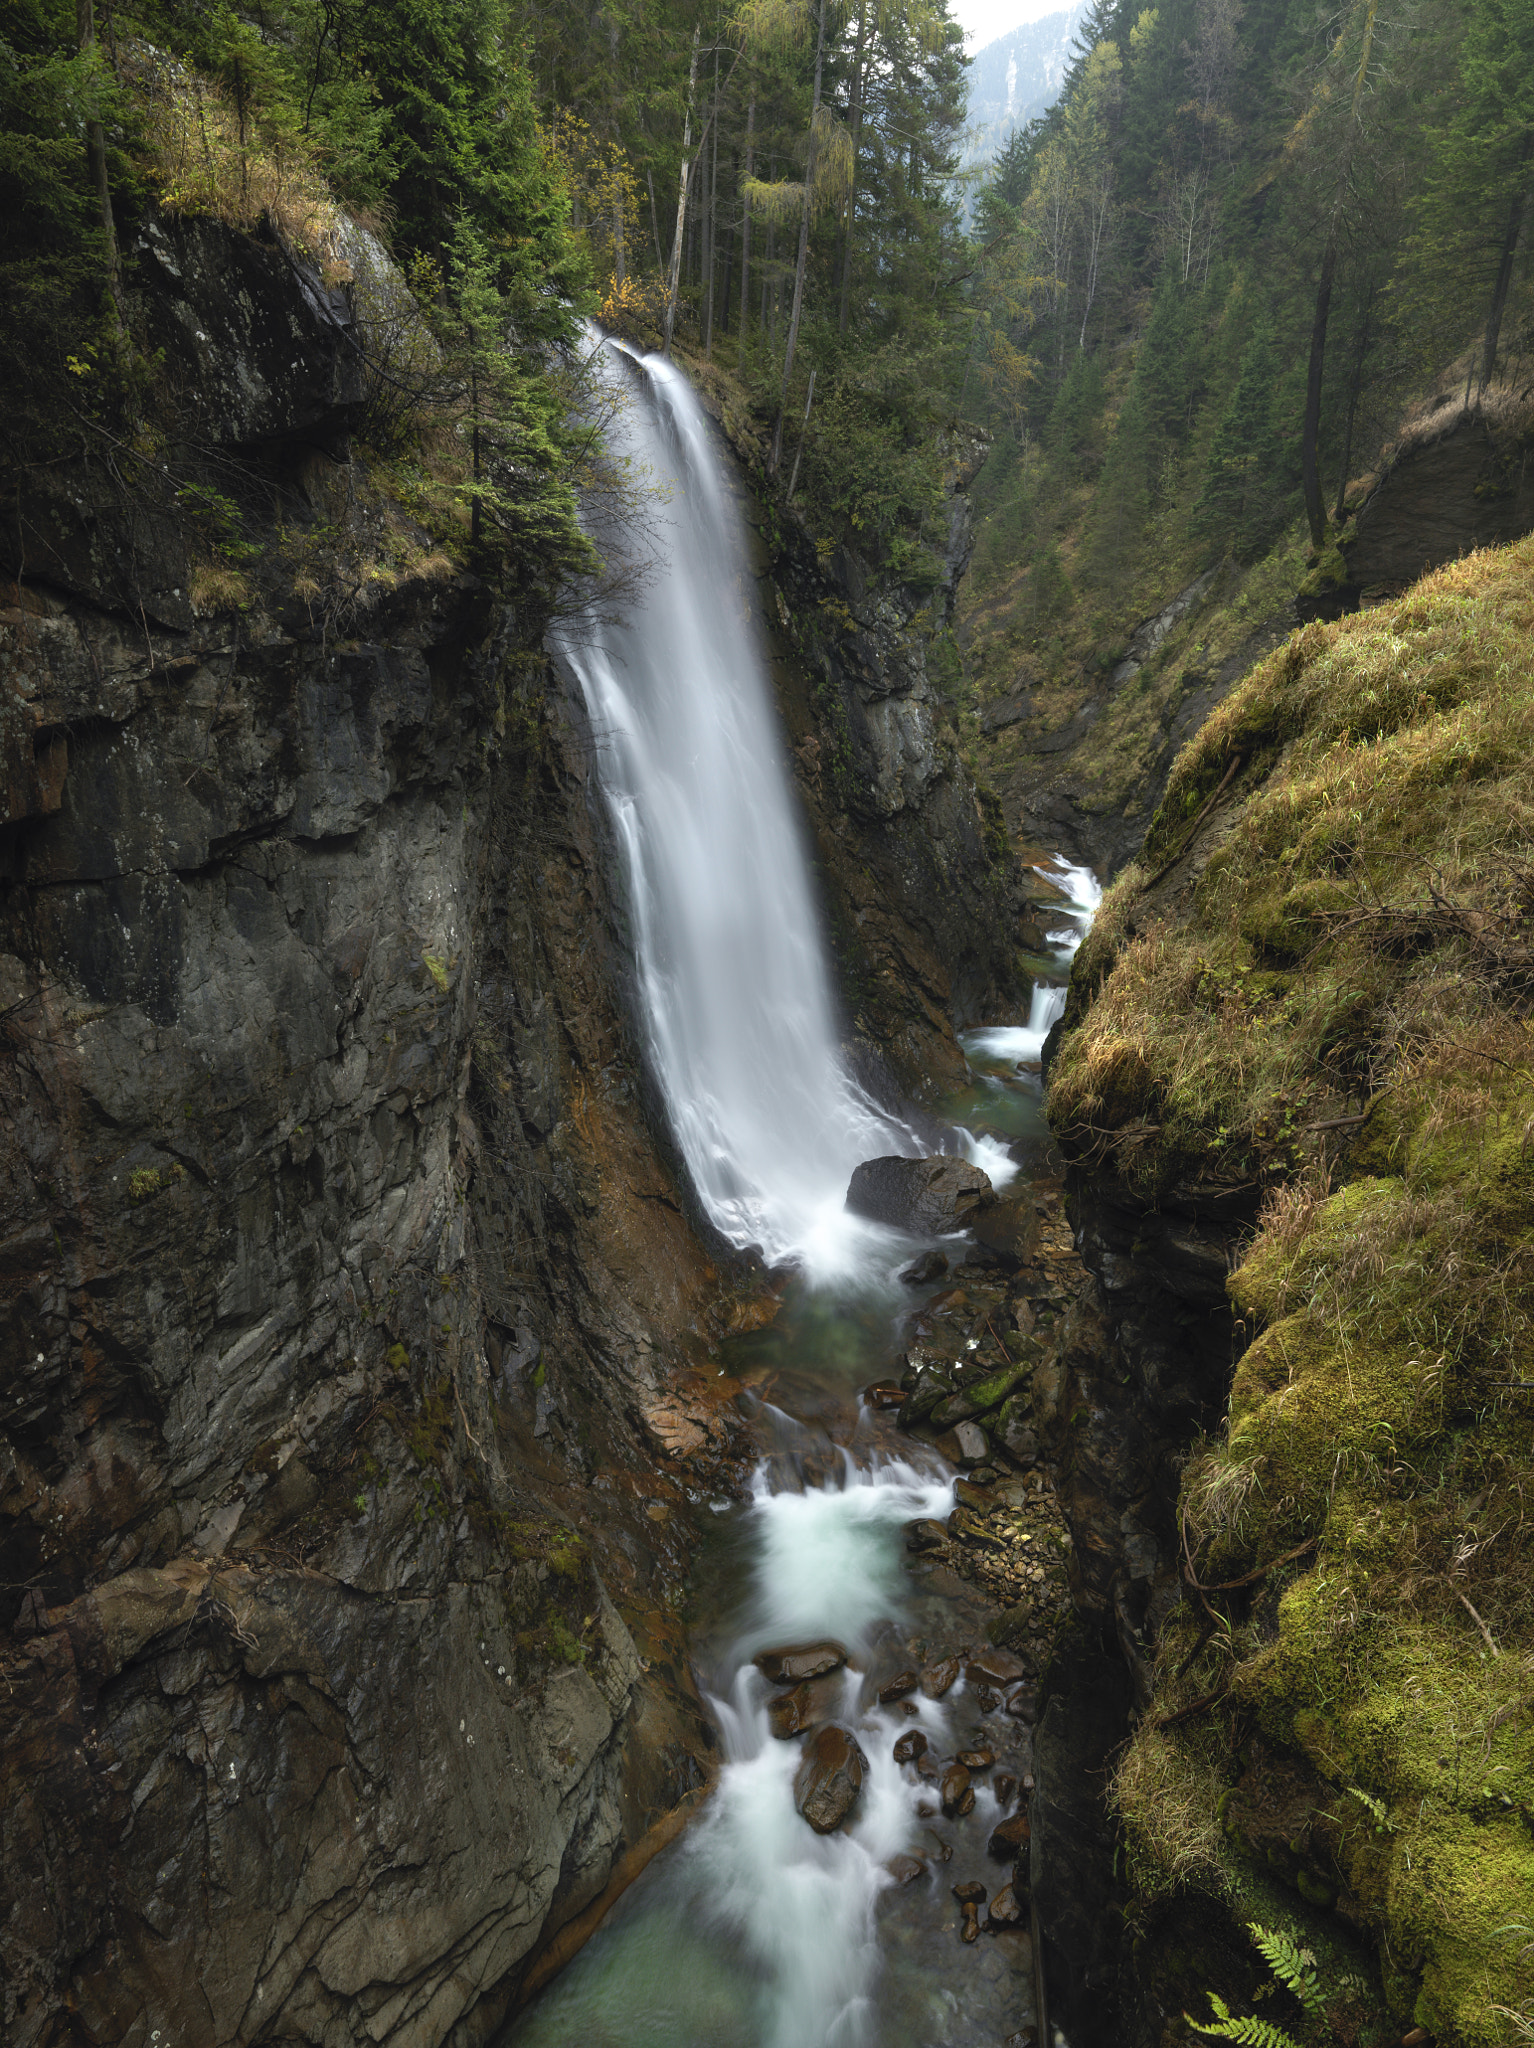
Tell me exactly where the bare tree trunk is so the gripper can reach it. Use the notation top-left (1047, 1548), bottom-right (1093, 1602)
top-left (1332, 286), bottom-right (1374, 524)
top-left (1301, 237), bottom-right (1336, 552)
top-left (770, 0), bottom-right (830, 474)
top-left (704, 47), bottom-right (720, 357)
top-left (837, 0), bottom-right (869, 335)
top-left (648, 170), bottom-right (664, 271)
top-left (1480, 137), bottom-right (1531, 397)
top-left (77, 0), bottom-right (125, 346)
top-left (613, 199), bottom-right (626, 289)
top-left (662, 26), bottom-right (701, 359)
top-left (739, 92), bottom-right (755, 346)
top-left (720, 150), bottom-right (736, 336)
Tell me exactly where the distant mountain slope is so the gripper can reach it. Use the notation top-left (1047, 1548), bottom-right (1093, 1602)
top-left (960, 7), bottom-right (1085, 178)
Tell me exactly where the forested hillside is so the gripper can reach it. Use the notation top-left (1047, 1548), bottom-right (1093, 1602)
top-left (955, 0), bottom-right (1534, 864)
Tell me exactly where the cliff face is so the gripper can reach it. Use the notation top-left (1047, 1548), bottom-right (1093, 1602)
top-left (0, 211), bottom-right (745, 2048)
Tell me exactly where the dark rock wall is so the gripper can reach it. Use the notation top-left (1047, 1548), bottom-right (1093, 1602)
top-left (0, 212), bottom-right (734, 2048)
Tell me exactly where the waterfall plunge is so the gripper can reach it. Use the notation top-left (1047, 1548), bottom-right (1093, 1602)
top-left (554, 339), bottom-right (919, 1280)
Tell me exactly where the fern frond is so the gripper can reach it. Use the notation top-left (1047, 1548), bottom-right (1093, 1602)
top-left (1248, 1922), bottom-right (1326, 2017)
top-left (1185, 1994), bottom-right (1303, 2047)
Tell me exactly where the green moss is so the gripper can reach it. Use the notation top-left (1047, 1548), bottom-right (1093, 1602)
top-left (1068, 536), bottom-right (1534, 2044)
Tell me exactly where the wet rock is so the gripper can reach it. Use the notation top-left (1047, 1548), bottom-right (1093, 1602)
top-left (845, 1155), bottom-right (995, 1233)
top-left (997, 1393), bottom-right (1040, 1466)
top-left (995, 1773), bottom-right (1018, 1808)
top-left (1004, 1684), bottom-right (1038, 1721)
top-left (920, 1656), bottom-right (961, 1697)
top-left (757, 1642), bottom-right (846, 1684)
top-left (968, 1465), bottom-right (999, 1486)
top-left (954, 1478), bottom-right (994, 1511)
top-left (916, 1752), bottom-right (941, 1782)
top-left (969, 1200), bottom-right (1033, 1272)
top-left (967, 1647), bottom-right (1028, 1688)
top-left (989, 1808), bottom-right (1032, 1859)
top-left (893, 1730), bottom-right (928, 1764)
top-left (879, 1670), bottom-right (919, 1703)
top-left (900, 1248), bottom-right (950, 1285)
top-left (864, 1381), bottom-right (907, 1409)
top-left (941, 1764), bottom-right (975, 1818)
top-left (935, 1421), bottom-right (990, 1465)
top-left (975, 1686), bottom-right (1001, 1714)
top-left (931, 1358), bottom-right (1032, 1430)
top-left (953, 1880), bottom-right (986, 1943)
top-left (924, 1831), bottom-right (954, 1864)
top-left (768, 1679), bottom-right (838, 1739)
top-left (886, 1853), bottom-right (925, 1885)
top-left (958, 1749), bottom-right (995, 1771)
top-left (795, 1723), bottom-right (868, 1833)
top-left (905, 1518), bottom-right (951, 1553)
top-left (986, 1883), bottom-right (1025, 1930)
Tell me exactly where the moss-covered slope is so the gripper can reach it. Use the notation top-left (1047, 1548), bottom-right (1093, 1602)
top-left (1049, 535), bottom-right (1534, 2045)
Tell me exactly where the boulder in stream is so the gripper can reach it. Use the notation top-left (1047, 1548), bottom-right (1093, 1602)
top-left (989, 1809), bottom-right (1032, 1859)
top-left (794, 1723), bottom-right (868, 1833)
top-left (845, 1155), bottom-right (995, 1233)
top-left (920, 1655), bottom-right (961, 1697)
top-left (986, 1883), bottom-right (1025, 1930)
top-left (940, 1764), bottom-right (975, 1817)
top-left (878, 1669), bottom-right (919, 1703)
top-left (893, 1730), bottom-right (928, 1764)
top-left (968, 1646), bottom-right (1028, 1688)
top-left (768, 1679), bottom-right (839, 1739)
top-left (756, 1642), bottom-right (846, 1684)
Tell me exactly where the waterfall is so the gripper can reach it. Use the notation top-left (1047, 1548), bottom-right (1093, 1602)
top-left (554, 336), bottom-right (920, 1279)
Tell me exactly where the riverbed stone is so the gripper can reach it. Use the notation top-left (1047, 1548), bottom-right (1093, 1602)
top-left (893, 1730), bottom-right (928, 1764)
top-left (987, 1883), bottom-right (1025, 1929)
top-left (935, 1421), bottom-right (990, 1465)
top-left (795, 1723), bottom-right (869, 1833)
top-left (756, 1642), bottom-right (847, 1684)
top-left (900, 1248), bottom-right (950, 1284)
top-left (941, 1764), bottom-right (975, 1817)
top-left (906, 1518), bottom-right (951, 1553)
top-left (967, 1647), bottom-right (1028, 1688)
top-left (886, 1853), bottom-right (925, 1885)
top-left (845, 1155), bottom-right (995, 1233)
top-left (921, 1655), bottom-right (962, 1697)
top-left (878, 1669), bottom-right (920, 1703)
top-left (990, 1809), bottom-right (1032, 1859)
top-left (768, 1678), bottom-right (839, 1739)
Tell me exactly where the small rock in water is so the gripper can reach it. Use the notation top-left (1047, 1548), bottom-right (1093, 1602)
top-left (941, 1764), bottom-right (975, 1818)
top-left (958, 1749), bottom-right (995, 1771)
top-left (935, 1420), bottom-right (990, 1466)
top-left (757, 1642), bottom-right (846, 1685)
top-left (924, 1830), bottom-right (953, 1864)
top-left (915, 1752), bottom-right (941, 1782)
top-left (986, 1883), bottom-right (1025, 1930)
top-left (989, 1809), bottom-right (1031, 1859)
top-left (900, 1248), bottom-right (950, 1285)
top-left (967, 1465), bottom-right (999, 1486)
top-left (920, 1655), bottom-right (961, 1698)
top-left (893, 1730), bottom-right (928, 1764)
top-left (974, 1686), bottom-right (1001, 1714)
top-left (1003, 1684), bottom-right (1038, 1721)
top-left (846, 1155), bottom-right (995, 1233)
top-left (864, 1381), bottom-right (907, 1409)
top-left (886, 1853), bottom-right (925, 1886)
top-left (994, 1773), bottom-right (1018, 1808)
top-left (967, 1647), bottom-right (1028, 1689)
top-left (952, 1880), bottom-right (986, 1944)
top-left (905, 1519), bottom-right (951, 1554)
top-left (879, 1670), bottom-right (919, 1703)
top-left (795, 1723), bottom-right (868, 1833)
top-left (898, 1699), bottom-right (920, 1717)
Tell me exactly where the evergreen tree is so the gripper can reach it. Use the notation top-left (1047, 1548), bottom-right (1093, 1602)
top-left (1190, 311), bottom-right (1284, 555)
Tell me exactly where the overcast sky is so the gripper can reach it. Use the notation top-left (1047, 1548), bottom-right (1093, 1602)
top-left (954, 0), bottom-right (1074, 56)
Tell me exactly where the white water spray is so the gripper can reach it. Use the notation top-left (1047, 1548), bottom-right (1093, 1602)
top-left (963, 861), bottom-right (1101, 1073)
top-left (555, 338), bottom-right (921, 1279)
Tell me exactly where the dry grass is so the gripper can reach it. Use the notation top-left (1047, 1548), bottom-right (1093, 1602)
top-left (188, 562), bottom-right (252, 613)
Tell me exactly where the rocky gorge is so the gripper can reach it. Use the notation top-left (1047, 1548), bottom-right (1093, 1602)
top-left (0, 205), bottom-right (1065, 2047)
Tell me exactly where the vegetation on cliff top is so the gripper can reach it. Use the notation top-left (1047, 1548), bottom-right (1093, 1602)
top-left (1050, 534), bottom-right (1534, 2043)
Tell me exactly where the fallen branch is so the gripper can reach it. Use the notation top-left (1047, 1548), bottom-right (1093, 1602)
top-left (1450, 1582), bottom-right (1500, 1657)
top-left (1144, 754), bottom-right (1245, 889)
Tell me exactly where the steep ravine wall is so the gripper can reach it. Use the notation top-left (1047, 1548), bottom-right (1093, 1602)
top-left (0, 216), bottom-right (746, 2048)
top-left (1, 211), bottom-right (1033, 2047)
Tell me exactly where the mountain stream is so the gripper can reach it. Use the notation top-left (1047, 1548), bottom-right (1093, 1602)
top-left (511, 338), bottom-right (1099, 2048)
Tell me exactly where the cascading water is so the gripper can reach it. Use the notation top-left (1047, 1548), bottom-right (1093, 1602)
top-left (509, 336), bottom-right (1096, 2048)
top-left (962, 861), bottom-right (1101, 1074)
top-left (554, 336), bottom-right (924, 1281)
